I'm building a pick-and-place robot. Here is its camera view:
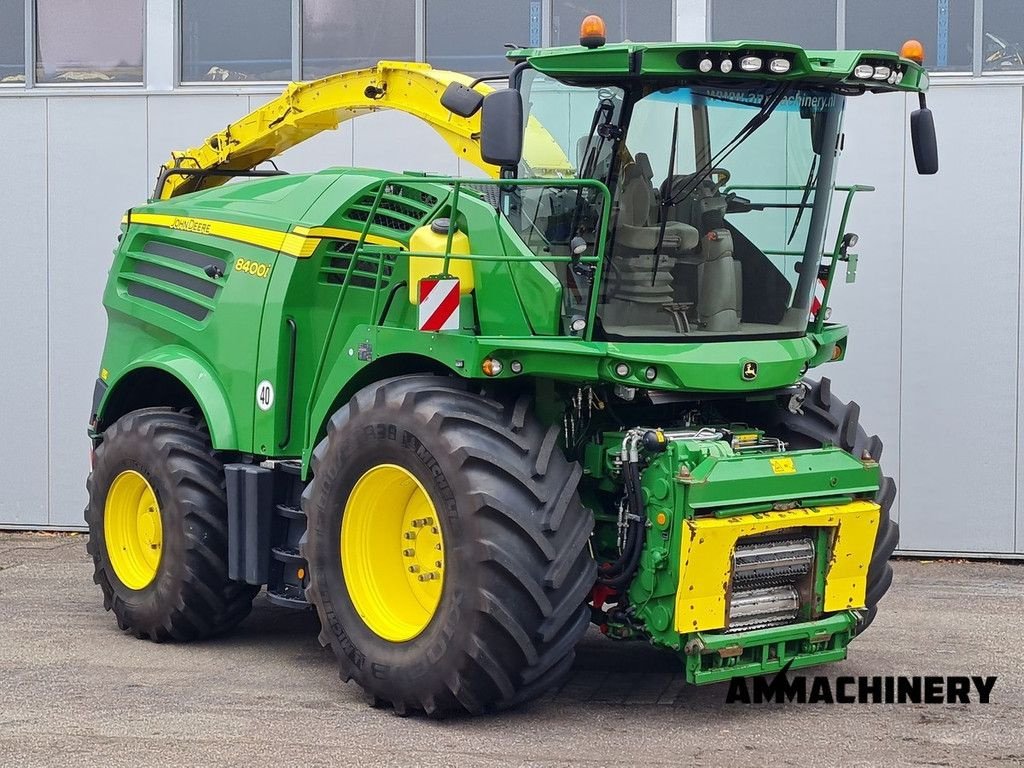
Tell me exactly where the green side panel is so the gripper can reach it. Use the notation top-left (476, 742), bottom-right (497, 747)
top-left (97, 344), bottom-right (238, 449)
top-left (99, 226), bottom-right (281, 452)
top-left (682, 447), bottom-right (881, 511)
top-left (499, 216), bottom-right (563, 336)
top-left (139, 171), bottom-right (344, 226)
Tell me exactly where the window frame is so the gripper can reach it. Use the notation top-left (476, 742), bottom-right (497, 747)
top-left (8, 0), bottom-right (149, 89)
top-left (300, 0), bottom-right (420, 81)
top-left (707, 0), bottom-right (997, 78)
top-left (176, 0), bottom-right (293, 86)
top-left (9, 0), bottom-right (1024, 93)
top-left (0, 0), bottom-right (28, 87)
top-left (549, 0), bottom-right (678, 49)
top-left (706, 0), bottom-right (841, 52)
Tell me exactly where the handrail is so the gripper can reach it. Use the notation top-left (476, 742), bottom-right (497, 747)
top-left (303, 175), bottom-right (612, 448)
top-left (725, 184), bottom-right (876, 193)
top-left (813, 184), bottom-right (872, 333)
top-left (351, 176), bottom-right (612, 335)
top-left (722, 183), bottom-right (874, 332)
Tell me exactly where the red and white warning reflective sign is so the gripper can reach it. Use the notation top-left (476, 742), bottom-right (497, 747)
top-left (418, 278), bottom-right (460, 332)
top-left (810, 277), bottom-right (827, 319)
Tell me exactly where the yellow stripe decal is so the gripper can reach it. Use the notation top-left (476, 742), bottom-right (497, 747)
top-left (125, 213), bottom-right (402, 258)
top-left (296, 225), bottom-right (406, 248)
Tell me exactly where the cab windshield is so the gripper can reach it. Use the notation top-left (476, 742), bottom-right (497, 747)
top-left (515, 71), bottom-right (845, 341)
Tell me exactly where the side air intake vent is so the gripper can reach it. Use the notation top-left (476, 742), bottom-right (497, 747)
top-left (341, 184), bottom-right (438, 235)
top-left (119, 240), bottom-right (225, 322)
top-left (319, 239), bottom-right (397, 290)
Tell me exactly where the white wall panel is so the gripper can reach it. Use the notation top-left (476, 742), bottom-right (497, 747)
top-left (899, 85), bottom-right (1022, 553)
top-left (46, 97), bottom-right (150, 527)
top-left (827, 92), bottom-right (908, 523)
top-left (147, 94), bottom-right (252, 181)
top-left (0, 73), bottom-right (1022, 556)
top-left (0, 99), bottom-right (49, 526)
top-left (351, 110), bottom-right (460, 175)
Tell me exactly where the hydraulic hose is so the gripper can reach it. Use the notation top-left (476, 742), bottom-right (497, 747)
top-left (597, 443), bottom-right (647, 588)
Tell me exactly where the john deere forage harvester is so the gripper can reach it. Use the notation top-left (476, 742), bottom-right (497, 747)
top-left (86, 18), bottom-right (938, 715)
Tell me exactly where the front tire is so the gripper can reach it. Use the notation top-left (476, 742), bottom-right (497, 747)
top-left (86, 408), bottom-right (258, 641)
top-left (302, 376), bottom-right (596, 716)
top-left (774, 377), bottom-right (898, 633)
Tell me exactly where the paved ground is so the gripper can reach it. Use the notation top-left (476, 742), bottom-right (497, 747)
top-left (0, 533), bottom-right (1021, 767)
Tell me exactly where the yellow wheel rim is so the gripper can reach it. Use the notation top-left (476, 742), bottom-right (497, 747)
top-left (341, 464), bottom-right (445, 642)
top-left (104, 470), bottom-right (163, 590)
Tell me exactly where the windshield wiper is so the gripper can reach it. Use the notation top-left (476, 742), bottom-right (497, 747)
top-left (786, 154), bottom-right (818, 245)
top-left (664, 83), bottom-right (793, 210)
top-left (651, 106), bottom-right (680, 286)
top-left (569, 98), bottom-right (619, 275)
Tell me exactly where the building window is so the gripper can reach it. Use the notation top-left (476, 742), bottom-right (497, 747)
top-left (35, 0), bottom-right (144, 83)
top-left (846, 0), bottom-right (974, 72)
top-left (0, 0), bottom-right (25, 84)
top-left (180, 0), bottom-right (291, 82)
top-left (302, 0), bottom-right (416, 79)
top-left (426, 0), bottom-right (542, 74)
top-left (710, 0), bottom-right (837, 50)
top-left (982, 0), bottom-right (1024, 72)
top-left (552, 0), bottom-right (674, 46)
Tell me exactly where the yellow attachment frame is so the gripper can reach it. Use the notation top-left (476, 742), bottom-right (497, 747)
top-left (675, 500), bottom-right (881, 633)
top-left (157, 61), bottom-right (574, 200)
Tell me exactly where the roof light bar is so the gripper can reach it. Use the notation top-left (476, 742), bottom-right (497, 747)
top-left (739, 56), bottom-right (762, 72)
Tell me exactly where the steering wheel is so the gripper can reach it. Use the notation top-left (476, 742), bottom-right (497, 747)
top-left (709, 167), bottom-right (731, 192)
top-left (664, 167), bottom-right (732, 202)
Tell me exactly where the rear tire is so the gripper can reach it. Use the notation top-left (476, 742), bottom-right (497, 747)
top-left (773, 377), bottom-right (898, 633)
top-left (302, 376), bottom-right (596, 716)
top-left (86, 408), bottom-right (258, 641)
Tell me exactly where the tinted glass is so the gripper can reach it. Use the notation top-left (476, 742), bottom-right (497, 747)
top-left (846, 0), bottom-right (973, 72)
top-left (983, 0), bottom-right (1024, 72)
top-left (551, 0), bottom-right (674, 46)
top-left (426, 0), bottom-right (541, 74)
top-left (0, 0), bottom-right (25, 83)
top-left (303, 0), bottom-right (416, 79)
top-left (36, 0), bottom-right (144, 83)
top-left (181, 0), bottom-right (291, 82)
top-left (711, 0), bottom-right (837, 49)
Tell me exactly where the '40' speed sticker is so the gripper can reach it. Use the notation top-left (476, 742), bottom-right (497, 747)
top-left (256, 380), bottom-right (274, 411)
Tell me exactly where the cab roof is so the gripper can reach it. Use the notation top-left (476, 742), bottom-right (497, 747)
top-left (509, 41), bottom-right (928, 94)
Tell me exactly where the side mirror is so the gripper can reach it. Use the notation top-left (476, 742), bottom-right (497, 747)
top-left (911, 105), bottom-right (939, 175)
top-left (441, 81), bottom-right (484, 118)
top-left (480, 89), bottom-right (524, 168)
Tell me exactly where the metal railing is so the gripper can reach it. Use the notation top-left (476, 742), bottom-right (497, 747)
top-left (343, 175), bottom-right (613, 337)
top-left (723, 184), bottom-right (874, 333)
top-left (305, 175), bottom-right (612, 444)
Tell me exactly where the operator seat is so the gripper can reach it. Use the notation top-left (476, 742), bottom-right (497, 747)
top-left (601, 155), bottom-right (702, 332)
top-left (616, 154), bottom-right (699, 255)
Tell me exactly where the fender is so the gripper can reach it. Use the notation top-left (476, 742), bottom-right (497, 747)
top-left (99, 345), bottom-right (238, 450)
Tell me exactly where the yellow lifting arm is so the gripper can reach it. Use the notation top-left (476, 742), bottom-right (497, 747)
top-left (155, 60), bottom-right (574, 200)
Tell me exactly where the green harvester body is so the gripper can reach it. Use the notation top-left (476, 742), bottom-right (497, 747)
top-left (91, 39), bottom-right (931, 686)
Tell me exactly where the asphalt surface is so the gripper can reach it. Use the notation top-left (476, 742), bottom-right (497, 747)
top-left (0, 532), bottom-right (1021, 767)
